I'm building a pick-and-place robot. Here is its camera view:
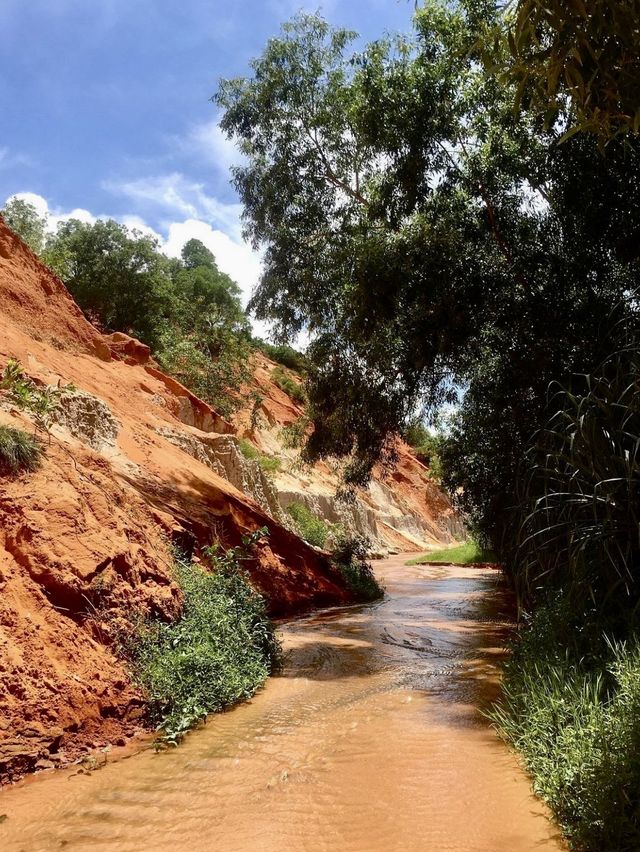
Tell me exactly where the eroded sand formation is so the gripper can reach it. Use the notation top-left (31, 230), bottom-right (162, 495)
top-left (0, 220), bottom-right (460, 782)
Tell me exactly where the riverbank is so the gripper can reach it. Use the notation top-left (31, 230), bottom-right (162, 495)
top-left (0, 556), bottom-right (563, 851)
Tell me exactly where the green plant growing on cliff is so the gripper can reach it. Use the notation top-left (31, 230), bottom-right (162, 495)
top-left (331, 532), bottom-right (382, 602)
top-left (238, 438), bottom-right (281, 474)
top-left (0, 359), bottom-right (75, 433)
top-left (281, 415), bottom-right (310, 449)
top-left (0, 425), bottom-right (43, 475)
top-left (271, 367), bottom-right (306, 406)
top-left (285, 501), bottom-right (329, 548)
top-left (127, 527), bottom-right (279, 745)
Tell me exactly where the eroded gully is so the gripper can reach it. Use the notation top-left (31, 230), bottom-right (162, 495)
top-left (0, 555), bottom-right (564, 851)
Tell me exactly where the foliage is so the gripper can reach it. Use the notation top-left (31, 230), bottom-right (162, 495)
top-left (218, 4), bottom-right (640, 506)
top-left (285, 501), bottom-right (329, 548)
top-left (156, 325), bottom-right (251, 419)
top-left (1, 198), bottom-right (47, 255)
top-left (0, 201), bottom-right (253, 418)
top-left (504, 0), bottom-right (640, 142)
top-left (492, 597), bottom-right (640, 851)
top-left (254, 339), bottom-right (307, 374)
top-left (0, 425), bottom-right (43, 475)
top-left (238, 438), bottom-right (281, 474)
top-left (403, 420), bottom-right (443, 480)
top-left (126, 528), bottom-right (278, 745)
top-left (331, 531), bottom-right (383, 601)
top-left (271, 367), bottom-right (306, 405)
top-left (281, 415), bottom-right (310, 449)
top-left (0, 359), bottom-right (75, 432)
top-left (506, 333), bottom-right (640, 613)
top-left (407, 540), bottom-right (494, 566)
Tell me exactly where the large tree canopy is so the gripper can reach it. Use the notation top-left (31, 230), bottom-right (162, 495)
top-left (218, 1), bottom-right (640, 542)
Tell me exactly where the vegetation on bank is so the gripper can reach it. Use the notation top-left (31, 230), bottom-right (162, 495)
top-left (121, 529), bottom-right (279, 746)
top-left (407, 541), bottom-right (495, 566)
top-left (271, 366), bottom-right (306, 406)
top-left (492, 599), bottom-right (640, 851)
top-left (331, 532), bottom-right (383, 602)
top-left (285, 501), bottom-right (330, 549)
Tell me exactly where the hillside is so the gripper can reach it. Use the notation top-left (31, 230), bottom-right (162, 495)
top-left (0, 219), bottom-right (460, 782)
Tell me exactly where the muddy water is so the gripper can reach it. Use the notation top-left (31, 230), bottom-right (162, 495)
top-left (0, 556), bottom-right (563, 852)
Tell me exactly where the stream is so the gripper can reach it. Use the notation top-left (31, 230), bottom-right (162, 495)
top-left (0, 556), bottom-right (563, 851)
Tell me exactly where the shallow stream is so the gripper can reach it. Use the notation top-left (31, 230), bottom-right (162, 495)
top-left (0, 556), bottom-right (563, 851)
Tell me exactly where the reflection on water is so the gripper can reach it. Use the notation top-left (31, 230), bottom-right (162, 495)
top-left (0, 558), bottom-right (563, 852)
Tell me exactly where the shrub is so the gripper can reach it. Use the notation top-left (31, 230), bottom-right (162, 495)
top-left (331, 532), bottom-right (383, 602)
top-left (124, 529), bottom-right (279, 745)
top-left (254, 339), bottom-right (307, 374)
top-left (257, 455), bottom-right (281, 473)
top-left (238, 438), bottom-right (281, 474)
top-left (403, 419), bottom-right (443, 480)
top-left (238, 438), bottom-right (259, 460)
top-left (492, 599), bottom-right (640, 851)
top-left (272, 366), bottom-right (306, 406)
top-left (0, 359), bottom-right (74, 432)
top-left (285, 501), bottom-right (329, 548)
top-left (281, 415), bottom-right (310, 449)
top-left (0, 425), bottom-right (43, 475)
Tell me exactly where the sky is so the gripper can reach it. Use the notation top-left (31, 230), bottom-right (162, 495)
top-left (0, 0), bottom-right (416, 327)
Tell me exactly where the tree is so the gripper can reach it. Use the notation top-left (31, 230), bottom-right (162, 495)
top-left (47, 218), bottom-right (173, 349)
top-left (218, 4), bottom-right (640, 547)
top-left (1, 198), bottom-right (47, 255)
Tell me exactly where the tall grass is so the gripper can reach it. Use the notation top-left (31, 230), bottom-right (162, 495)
top-left (492, 598), bottom-right (640, 851)
top-left (512, 340), bottom-right (640, 613)
top-left (494, 333), bottom-right (640, 848)
top-left (0, 424), bottom-right (42, 475)
top-left (407, 540), bottom-right (494, 565)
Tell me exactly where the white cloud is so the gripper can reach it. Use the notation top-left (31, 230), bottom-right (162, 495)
top-left (7, 191), bottom-right (96, 229)
top-left (4, 190), bottom-right (268, 333)
top-left (104, 172), bottom-right (245, 241)
top-left (181, 118), bottom-right (245, 173)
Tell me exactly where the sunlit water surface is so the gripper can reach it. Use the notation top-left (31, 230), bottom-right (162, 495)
top-left (0, 556), bottom-right (564, 851)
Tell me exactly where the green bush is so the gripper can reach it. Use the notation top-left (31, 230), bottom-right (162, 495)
top-left (238, 439), bottom-right (281, 474)
top-left (492, 599), bottom-right (640, 851)
top-left (272, 367), bottom-right (306, 406)
top-left (0, 425), bottom-right (42, 475)
top-left (253, 339), bottom-right (307, 374)
top-left (331, 532), bottom-right (383, 602)
top-left (285, 501), bottom-right (329, 548)
top-left (124, 529), bottom-right (279, 745)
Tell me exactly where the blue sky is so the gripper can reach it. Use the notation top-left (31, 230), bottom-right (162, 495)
top-left (0, 0), bottom-right (415, 314)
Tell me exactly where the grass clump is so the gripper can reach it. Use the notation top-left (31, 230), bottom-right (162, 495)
top-left (238, 438), bottom-right (281, 474)
top-left (126, 528), bottom-right (279, 745)
top-left (285, 501), bottom-right (329, 548)
top-left (492, 599), bottom-right (640, 851)
top-left (253, 339), bottom-right (307, 374)
top-left (407, 540), bottom-right (495, 565)
top-left (331, 532), bottom-right (383, 602)
top-left (0, 425), bottom-right (43, 475)
top-left (272, 366), bottom-right (306, 405)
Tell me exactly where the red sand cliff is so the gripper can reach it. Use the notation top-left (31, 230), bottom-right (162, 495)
top-left (0, 221), bottom-right (351, 782)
